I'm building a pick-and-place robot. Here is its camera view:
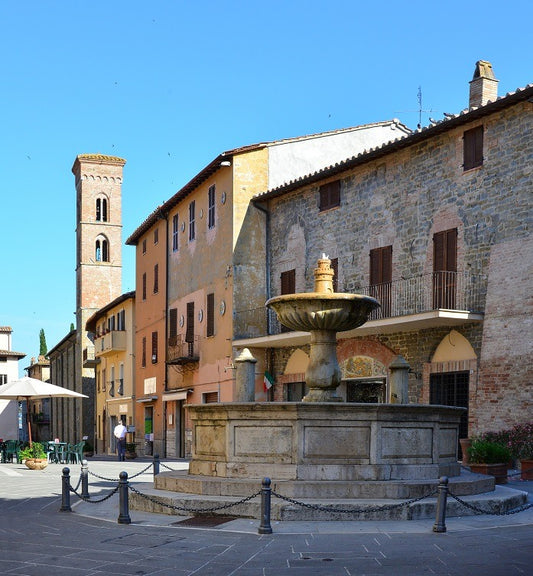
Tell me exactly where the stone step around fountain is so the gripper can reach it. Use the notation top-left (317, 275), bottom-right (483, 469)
top-left (130, 480), bottom-right (528, 522)
top-left (154, 469), bottom-right (495, 500)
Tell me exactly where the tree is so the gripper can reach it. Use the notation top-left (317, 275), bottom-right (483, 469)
top-left (39, 329), bottom-right (47, 356)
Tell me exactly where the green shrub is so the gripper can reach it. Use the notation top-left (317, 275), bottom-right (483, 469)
top-left (19, 442), bottom-right (47, 460)
top-left (468, 439), bottom-right (511, 464)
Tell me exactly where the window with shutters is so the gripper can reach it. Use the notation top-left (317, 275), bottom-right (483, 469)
top-left (172, 214), bottom-right (179, 251)
top-left (153, 263), bottom-right (159, 294)
top-left (151, 331), bottom-right (158, 363)
top-left (330, 258), bottom-right (339, 292)
top-left (154, 227), bottom-right (159, 244)
top-left (280, 270), bottom-right (296, 332)
top-left (142, 239), bottom-right (147, 254)
top-left (370, 246), bottom-right (392, 317)
top-left (141, 337), bottom-right (146, 367)
top-left (433, 228), bottom-right (457, 309)
top-left (319, 180), bottom-right (340, 211)
top-left (208, 185), bottom-right (216, 229)
top-left (206, 293), bottom-right (215, 337)
top-left (463, 126), bottom-right (483, 170)
top-left (203, 391), bottom-right (219, 403)
top-left (142, 273), bottom-right (147, 300)
top-left (189, 201), bottom-right (196, 241)
top-left (169, 308), bottom-right (178, 345)
top-left (185, 302), bottom-right (195, 356)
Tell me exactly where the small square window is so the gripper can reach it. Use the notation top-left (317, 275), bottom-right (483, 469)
top-left (463, 126), bottom-right (483, 170)
top-left (319, 180), bottom-right (340, 211)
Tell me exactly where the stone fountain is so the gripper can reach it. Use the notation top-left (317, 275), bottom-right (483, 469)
top-left (266, 255), bottom-right (380, 402)
top-left (131, 256), bottom-right (527, 521)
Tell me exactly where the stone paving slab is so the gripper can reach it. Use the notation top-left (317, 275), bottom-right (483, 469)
top-left (0, 458), bottom-right (532, 575)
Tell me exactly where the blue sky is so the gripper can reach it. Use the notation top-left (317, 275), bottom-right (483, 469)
top-left (1, 1), bottom-right (531, 373)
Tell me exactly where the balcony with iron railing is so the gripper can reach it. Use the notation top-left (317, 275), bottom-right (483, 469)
top-left (167, 334), bottom-right (200, 369)
top-left (233, 271), bottom-right (486, 347)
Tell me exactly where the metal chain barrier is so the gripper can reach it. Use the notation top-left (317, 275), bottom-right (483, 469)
top-left (159, 462), bottom-right (180, 472)
top-left (448, 491), bottom-right (533, 516)
top-left (69, 482), bottom-right (119, 503)
top-left (128, 483), bottom-right (261, 513)
top-left (270, 487), bottom-right (438, 515)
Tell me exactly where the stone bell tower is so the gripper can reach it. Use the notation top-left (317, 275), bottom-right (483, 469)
top-left (72, 154), bottom-right (126, 412)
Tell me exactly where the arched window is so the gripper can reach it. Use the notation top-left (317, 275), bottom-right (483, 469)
top-left (95, 197), bottom-right (109, 222)
top-left (95, 237), bottom-right (109, 262)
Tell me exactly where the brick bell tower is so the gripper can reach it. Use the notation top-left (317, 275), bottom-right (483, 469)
top-left (72, 153), bottom-right (126, 402)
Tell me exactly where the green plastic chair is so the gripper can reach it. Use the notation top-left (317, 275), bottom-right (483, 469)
top-left (4, 440), bottom-right (22, 463)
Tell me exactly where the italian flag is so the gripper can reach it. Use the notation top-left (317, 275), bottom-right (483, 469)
top-left (263, 371), bottom-right (274, 391)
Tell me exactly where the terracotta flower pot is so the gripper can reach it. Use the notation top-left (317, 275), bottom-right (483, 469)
top-left (470, 462), bottom-right (508, 484)
top-left (24, 458), bottom-right (48, 470)
top-left (520, 459), bottom-right (533, 480)
top-left (459, 438), bottom-right (471, 465)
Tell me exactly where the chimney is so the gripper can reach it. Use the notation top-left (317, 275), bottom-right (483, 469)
top-left (469, 60), bottom-right (498, 108)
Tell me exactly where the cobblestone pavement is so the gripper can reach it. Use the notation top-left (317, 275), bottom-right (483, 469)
top-left (0, 458), bottom-right (532, 575)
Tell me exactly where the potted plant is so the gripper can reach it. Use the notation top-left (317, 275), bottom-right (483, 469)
top-left (481, 422), bottom-right (533, 479)
top-left (468, 439), bottom-right (511, 484)
top-left (19, 442), bottom-right (48, 470)
top-left (125, 442), bottom-right (137, 459)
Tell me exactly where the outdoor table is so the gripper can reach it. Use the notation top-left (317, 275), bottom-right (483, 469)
top-left (47, 442), bottom-right (67, 464)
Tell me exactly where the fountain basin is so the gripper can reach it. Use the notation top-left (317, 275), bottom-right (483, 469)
top-left (266, 292), bottom-right (379, 332)
top-left (186, 402), bottom-right (463, 484)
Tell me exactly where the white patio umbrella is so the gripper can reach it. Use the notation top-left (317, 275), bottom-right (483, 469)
top-left (0, 377), bottom-right (88, 445)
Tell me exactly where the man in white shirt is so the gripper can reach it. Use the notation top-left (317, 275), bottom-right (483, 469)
top-left (114, 419), bottom-right (127, 462)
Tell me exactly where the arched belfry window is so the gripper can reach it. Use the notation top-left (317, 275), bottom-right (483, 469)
top-left (95, 236), bottom-right (109, 262)
top-left (95, 197), bottom-right (108, 222)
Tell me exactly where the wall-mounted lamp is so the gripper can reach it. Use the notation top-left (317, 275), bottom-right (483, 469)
top-left (220, 161), bottom-right (231, 167)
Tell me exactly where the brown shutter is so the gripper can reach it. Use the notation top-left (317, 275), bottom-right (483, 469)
top-left (186, 302), bottom-right (195, 343)
top-left (169, 308), bottom-right (177, 339)
top-left (330, 258), bottom-right (339, 292)
top-left (434, 229), bottom-right (457, 271)
top-left (151, 331), bottom-right (158, 363)
top-left (142, 337), bottom-right (146, 367)
top-left (281, 269), bottom-right (296, 294)
top-left (206, 293), bottom-right (215, 337)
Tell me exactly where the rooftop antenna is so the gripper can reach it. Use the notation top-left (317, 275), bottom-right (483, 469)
top-left (417, 86), bottom-right (435, 129)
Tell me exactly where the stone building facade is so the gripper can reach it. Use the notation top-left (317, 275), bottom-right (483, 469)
top-left (239, 62), bottom-right (532, 439)
top-left (49, 154), bottom-right (126, 448)
top-left (126, 122), bottom-right (410, 457)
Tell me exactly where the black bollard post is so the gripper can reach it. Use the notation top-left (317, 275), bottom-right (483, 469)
top-left (258, 477), bottom-right (273, 534)
top-left (432, 476), bottom-right (449, 533)
top-left (81, 459), bottom-right (90, 500)
top-left (117, 471), bottom-right (131, 524)
top-left (60, 467), bottom-right (71, 512)
top-left (153, 453), bottom-right (160, 480)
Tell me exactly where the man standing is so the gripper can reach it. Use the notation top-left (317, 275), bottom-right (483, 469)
top-left (114, 419), bottom-right (127, 462)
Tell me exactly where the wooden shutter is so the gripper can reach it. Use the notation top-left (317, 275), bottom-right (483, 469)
top-left (330, 258), bottom-right (339, 292)
top-left (186, 302), bottom-right (195, 343)
top-left (370, 246), bottom-right (392, 285)
top-left (153, 263), bottom-right (159, 293)
top-left (433, 229), bottom-right (457, 272)
top-left (463, 126), bottom-right (483, 170)
top-left (319, 180), bottom-right (340, 211)
top-left (142, 273), bottom-right (147, 300)
top-left (151, 331), bottom-right (158, 363)
top-left (281, 269), bottom-right (296, 294)
top-left (169, 308), bottom-right (177, 340)
top-left (141, 337), bottom-right (146, 367)
top-left (206, 293), bottom-right (215, 337)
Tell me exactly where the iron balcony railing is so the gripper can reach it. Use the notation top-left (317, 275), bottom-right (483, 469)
top-left (233, 271), bottom-right (486, 339)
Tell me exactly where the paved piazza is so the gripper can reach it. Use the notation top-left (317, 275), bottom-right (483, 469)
top-left (0, 457), bottom-right (532, 575)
